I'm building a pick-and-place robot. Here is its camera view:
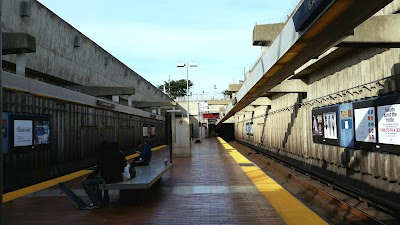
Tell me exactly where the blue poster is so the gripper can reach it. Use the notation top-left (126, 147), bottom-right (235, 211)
top-left (339, 103), bottom-right (354, 148)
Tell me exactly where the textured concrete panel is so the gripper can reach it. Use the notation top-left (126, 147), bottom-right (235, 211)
top-left (2, 32), bottom-right (36, 54)
top-left (1, 0), bottom-right (171, 104)
top-left (63, 86), bottom-right (135, 96)
top-left (339, 15), bottom-right (400, 47)
top-left (253, 23), bottom-right (285, 46)
top-left (229, 84), bottom-right (243, 92)
top-left (268, 79), bottom-right (308, 93)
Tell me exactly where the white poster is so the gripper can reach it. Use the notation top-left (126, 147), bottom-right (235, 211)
top-left (245, 122), bottom-right (253, 136)
top-left (14, 120), bottom-right (33, 147)
top-left (354, 107), bottom-right (376, 143)
top-left (323, 112), bottom-right (337, 139)
top-left (377, 104), bottom-right (400, 145)
top-left (142, 127), bottom-right (148, 137)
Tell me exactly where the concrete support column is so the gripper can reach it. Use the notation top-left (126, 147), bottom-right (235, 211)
top-left (112, 95), bottom-right (120, 103)
top-left (128, 95), bottom-right (132, 107)
top-left (173, 117), bottom-right (191, 157)
top-left (16, 53), bottom-right (26, 76)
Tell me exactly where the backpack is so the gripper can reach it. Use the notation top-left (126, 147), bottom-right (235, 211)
top-left (129, 163), bottom-right (136, 178)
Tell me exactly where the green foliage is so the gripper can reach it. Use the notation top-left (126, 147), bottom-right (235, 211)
top-left (157, 79), bottom-right (193, 98)
top-left (222, 90), bottom-right (233, 98)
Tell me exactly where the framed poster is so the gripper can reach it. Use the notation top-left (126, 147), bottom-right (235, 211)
top-left (353, 94), bottom-right (400, 153)
top-left (150, 126), bottom-right (156, 137)
top-left (323, 112), bottom-right (337, 139)
top-left (9, 113), bottom-right (51, 151)
top-left (338, 103), bottom-right (354, 148)
top-left (377, 104), bottom-right (400, 145)
top-left (14, 120), bottom-right (33, 147)
top-left (245, 122), bottom-right (253, 136)
top-left (312, 105), bottom-right (339, 146)
top-left (143, 126), bottom-right (149, 137)
top-left (354, 107), bottom-right (376, 143)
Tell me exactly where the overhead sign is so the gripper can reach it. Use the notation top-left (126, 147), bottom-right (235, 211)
top-left (203, 113), bottom-right (219, 119)
top-left (96, 100), bottom-right (115, 109)
top-left (293, 0), bottom-right (334, 31)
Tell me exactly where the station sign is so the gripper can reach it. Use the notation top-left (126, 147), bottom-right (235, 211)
top-left (203, 113), bottom-right (219, 119)
top-left (293, 0), bottom-right (334, 31)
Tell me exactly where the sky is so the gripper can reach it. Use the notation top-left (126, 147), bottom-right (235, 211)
top-left (37, 0), bottom-right (298, 100)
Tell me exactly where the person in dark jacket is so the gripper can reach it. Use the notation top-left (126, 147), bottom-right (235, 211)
top-left (132, 140), bottom-right (152, 166)
top-left (81, 141), bottom-right (126, 209)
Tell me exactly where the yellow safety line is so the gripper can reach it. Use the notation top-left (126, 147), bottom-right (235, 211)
top-left (2, 170), bottom-right (92, 203)
top-left (217, 137), bottom-right (328, 225)
top-left (3, 145), bottom-right (168, 203)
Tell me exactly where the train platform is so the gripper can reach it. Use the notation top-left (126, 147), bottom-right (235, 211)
top-left (3, 138), bottom-right (328, 225)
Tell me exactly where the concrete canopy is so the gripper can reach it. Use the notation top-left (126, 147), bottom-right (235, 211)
top-left (63, 85), bottom-right (135, 96)
top-left (132, 101), bottom-right (176, 108)
top-left (2, 33), bottom-right (36, 55)
top-left (253, 23), bottom-right (285, 46)
top-left (220, 0), bottom-right (394, 123)
top-left (338, 14), bottom-right (400, 48)
top-left (293, 14), bottom-right (400, 79)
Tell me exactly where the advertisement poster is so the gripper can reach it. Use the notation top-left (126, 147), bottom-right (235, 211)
top-left (14, 120), bottom-right (33, 147)
top-left (245, 122), bottom-right (253, 136)
top-left (338, 103), bottom-right (354, 148)
top-left (323, 112), bottom-right (337, 139)
top-left (150, 126), bottom-right (156, 137)
top-left (142, 126), bottom-right (148, 137)
top-left (312, 114), bottom-right (324, 137)
top-left (354, 107), bottom-right (376, 143)
top-left (377, 104), bottom-right (400, 145)
top-left (34, 120), bottom-right (50, 145)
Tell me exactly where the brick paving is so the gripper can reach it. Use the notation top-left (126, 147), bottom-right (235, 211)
top-left (3, 138), bottom-right (285, 225)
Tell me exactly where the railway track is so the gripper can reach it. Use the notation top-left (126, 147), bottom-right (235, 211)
top-left (231, 141), bottom-right (399, 225)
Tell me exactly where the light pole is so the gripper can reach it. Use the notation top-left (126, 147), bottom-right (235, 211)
top-left (197, 101), bottom-right (203, 142)
top-left (177, 63), bottom-right (197, 118)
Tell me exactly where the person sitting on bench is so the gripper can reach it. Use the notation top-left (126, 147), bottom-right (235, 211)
top-left (81, 141), bottom-right (126, 209)
top-left (132, 140), bottom-right (152, 166)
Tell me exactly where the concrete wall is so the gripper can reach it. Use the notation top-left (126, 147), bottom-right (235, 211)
top-left (229, 1), bottom-right (400, 210)
top-left (2, 0), bottom-right (170, 103)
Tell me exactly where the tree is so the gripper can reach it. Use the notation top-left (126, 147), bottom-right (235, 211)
top-left (158, 79), bottom-right (193, 99)
top-left (222, 90), bottom-right (233, 98)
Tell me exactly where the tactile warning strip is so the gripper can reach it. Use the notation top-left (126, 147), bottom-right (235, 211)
top-left (217, 137), bottom-right (328, 225)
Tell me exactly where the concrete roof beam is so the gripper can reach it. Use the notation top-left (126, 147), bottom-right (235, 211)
top-left (132, 101), bottom-right (176, 108)
top-left (253, 23), bottom-right (285, 46)
top-left (228, 84), bottom-right (243, 92)
top-left (2, 33), bottom-right (36, 55)
top-left (267, 79), bottom-right (307, 93)
top-left (63, 86), bottom-right (135, 96)
top-left (338, 15), bottom-right (400, 48)
top-left (250, 97), bottom-right (271, 106)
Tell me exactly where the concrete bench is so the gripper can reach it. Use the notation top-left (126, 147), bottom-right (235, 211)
top-left (99, 162), bottom-right (172, 190)
top-left (99, 148), bottom-right (172, 190)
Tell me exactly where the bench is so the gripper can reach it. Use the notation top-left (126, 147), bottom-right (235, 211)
top-left (99, 148), bottom-right (172, 191)
top-left (99, 163), bottom-right (172, 190)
